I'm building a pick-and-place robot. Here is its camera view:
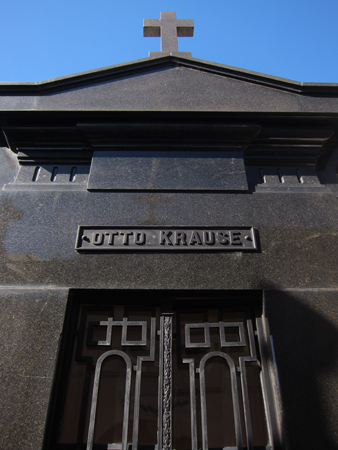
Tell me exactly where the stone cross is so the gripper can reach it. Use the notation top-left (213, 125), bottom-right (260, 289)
top-left (143, 11), bottom-right (194, 57)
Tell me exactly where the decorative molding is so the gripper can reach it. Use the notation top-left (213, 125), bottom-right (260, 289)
top-left (162, 315), bottom-right (172, 450)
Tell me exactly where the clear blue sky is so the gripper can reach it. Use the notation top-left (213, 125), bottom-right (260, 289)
top-left (2, 0), bottom-right (338, 83)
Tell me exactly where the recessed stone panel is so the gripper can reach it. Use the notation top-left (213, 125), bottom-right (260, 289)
top-left (87, 150), bottom-right (247, 191)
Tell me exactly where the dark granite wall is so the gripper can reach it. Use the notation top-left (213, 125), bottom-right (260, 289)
top-left (0, 288), bottom-right (68, 450)
top-left (265, 289), bottom-right (338, 450)
top-left (0, 188), bottom-right (337, 290)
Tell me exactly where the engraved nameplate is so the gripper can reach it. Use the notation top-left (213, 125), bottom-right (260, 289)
top-left (76, 226), bottom-right (257, 251)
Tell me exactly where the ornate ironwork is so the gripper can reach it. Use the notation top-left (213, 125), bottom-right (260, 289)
top-left (53, 300), bottom-right (279, 450)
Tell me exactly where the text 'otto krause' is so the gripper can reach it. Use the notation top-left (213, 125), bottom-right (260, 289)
top-left (76, 227), bottom-right (257, 251)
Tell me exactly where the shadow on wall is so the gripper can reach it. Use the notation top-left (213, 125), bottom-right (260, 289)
top-left (264, 287), bottom-right (338, 450)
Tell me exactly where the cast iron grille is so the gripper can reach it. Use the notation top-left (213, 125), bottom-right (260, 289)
top-left (52, 298), bottom-right (278, 450)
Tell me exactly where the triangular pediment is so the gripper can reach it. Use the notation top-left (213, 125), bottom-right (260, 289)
top-left (1, 56), bottom-right (338, 113)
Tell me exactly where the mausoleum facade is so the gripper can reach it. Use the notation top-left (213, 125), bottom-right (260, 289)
top-left (1, 12), bottom-right (338, 450)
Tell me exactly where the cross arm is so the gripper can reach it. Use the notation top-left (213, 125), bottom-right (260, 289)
top-left (176, 19), bottom-right (194, 37)
top-left (143, 19), bottom-right (161, 37)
